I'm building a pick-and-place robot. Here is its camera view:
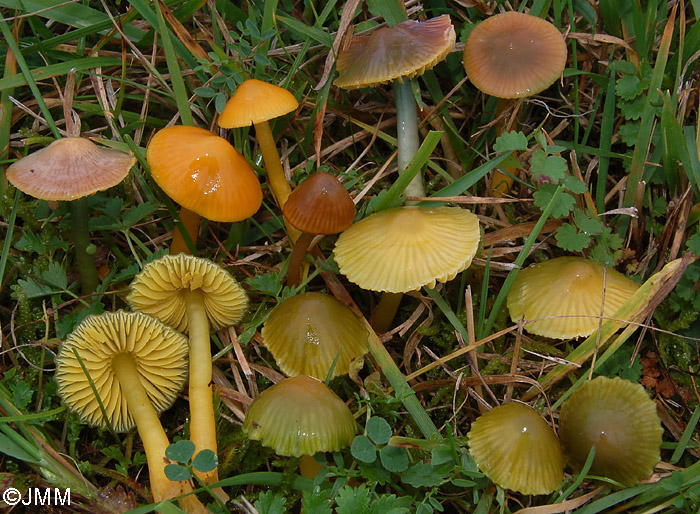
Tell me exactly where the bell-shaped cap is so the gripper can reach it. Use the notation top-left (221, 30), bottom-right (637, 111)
top-left (335, 15), bottom-right (456, 89)
top-left (559, 376), bottom-right (663, 486)
top-left (283, 172), bottom-right (356, 235)
top-left (127, 253), bottom-right (248, 334)
top-left (261, 292), bottom-right (368, 380)
top-left (463, 11), bottom-right (567, 99)
top-left (218, 79), bottom-right (299, 128)
top-left (6, 137), bottom-right (135, 201)
top-left (243, 375), bottom-right (356, 457)
top-left (468, 402), bottom-right (565, 495)
top-left (507, 257), bottom-right (640, 339)
top-left (333, 206), bottom-right (480, 293)
top-left (55, 310), bottom-right (189, 432)
top-left (146, 125), bottom-right (262, 222)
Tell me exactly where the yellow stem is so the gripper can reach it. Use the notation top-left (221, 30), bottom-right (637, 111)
top-left (170, 207), bottom-right (200, 255)
top-left (371, 292), bottom-right (404, 334)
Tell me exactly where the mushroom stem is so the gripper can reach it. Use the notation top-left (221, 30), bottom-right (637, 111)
top-left (286, 232), bottom-right (314, 287)
top-left (68, 197), bottom-right (99, 294)
top-left (253, 121), bottom-right (302, 243)
top-left (170, 207), bottom-right (200, 255)
top-left (491, 98), bottom-right (517, 197)
top-left (393, 79), bottom-right (426, 199)
top-left (371, 292), bottom-right (403, 334)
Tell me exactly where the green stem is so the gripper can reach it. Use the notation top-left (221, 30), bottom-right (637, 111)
top-left (68, 198), bottom-right (99, 295)
top-left (393, 79), bottom-right (425, 198)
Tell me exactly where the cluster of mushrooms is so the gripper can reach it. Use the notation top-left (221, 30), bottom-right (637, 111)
top-left (5, 8), bottom-right (668, 512)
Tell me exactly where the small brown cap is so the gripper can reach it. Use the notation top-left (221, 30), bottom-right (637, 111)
top-left (6, 137), bottom-right (135, 201)
top-left (218, 79), bottom-right (299, 128)
top-left (335, 15), bottom-right (456, 89)
top-left (283, 172), bottom-right (356, 234)
top-left (463, 11), bottom-right (567, 99)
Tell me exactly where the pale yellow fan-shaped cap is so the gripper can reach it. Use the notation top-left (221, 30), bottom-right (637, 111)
top-left (468, 402), bottom-right (565, 495)
top-left (559, 376), bottom-right (662, 486)
top-left (218, 79), bottom-right (299, 128)
top-left (6, 137), bottom-right (135, 201)
top-left (335, 15), bottom-right (456, 90)
top-left (127, 253), bottom-right (248, 334)
top-left (507, 256), bottom-right (640, 339)
top-left (463, 11), bottom-right (567, 99)
top-left (243, 376), bottom-right (356, 457)
top-left (333, 206), bottom-right (480, 293)
top-left (261, 292), bottom-right (368, 380)
top-left (55, 310), bottom-right (189, 432)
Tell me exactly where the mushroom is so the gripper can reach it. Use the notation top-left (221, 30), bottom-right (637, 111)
top-left (146, 125), bottom-right (262, 254)
top-left (558, 376), bottom-right (663, 486)
top-left (261, 292), bottom-right (368, 380)
top-left (127, 253), bottom-right (248, 498)
top-left (218, 79), bottom-right (300, 240)
top-left (243, 375), bottom-right (356, 457)
top-left (335, 15), bottom-right (455, 198)
top-left (6, 137), bottom-right (135, 293)
top-left (463, 11), bottom-right (567, 195)
top-left (468, 402), bottom-right (565, 495)
top-left (54, 311), bottom-right (207, 513)
top-left (282, 171), bottom-right (356, 286)
top-left (506, 256), bottom-right (640, 339)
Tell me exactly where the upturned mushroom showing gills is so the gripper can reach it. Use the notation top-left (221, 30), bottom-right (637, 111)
top-left (283, 171), bottom-right (356, 286)
top-left (261, 292), bottom-right (368, 380)
top-left (506, 256), bottom-right (640, 339)
top-left (6, 137), bottom-right (135, 293)
top-left (468, 402), bottom-right (565, 495)
top-left (54, 311), bottom-right (207, 513)
top-left (335, 15), bottom-right (455, 198)
top-left (559, 376), bottom-right (663, 486)
top-left (127, 253), bottom-right (248, 497)
top-left (146, 125), bottom-right (263, 254)
top-left (243, 375), bottom-right (356, 457)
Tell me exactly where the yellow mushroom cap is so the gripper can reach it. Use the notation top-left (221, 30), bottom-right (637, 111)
top-left (55, 310), bottom-right (189, 433)
top-left (468, 402), bottom-right (565, 495)
top-left (6, 137), bottom-right (135, 201)
top-left (559, 376), bottom-right (663, 486)
top-left (218, 79), bottom-right (299, 128)
top-left (463, 11), bottom-right (567, 99)
top-left (127, 253), bottom-right (248, 334)
top-left (333, 206), bottom-right (480, 293)
top-left (261, 292), bottom-right (368, 380)
top-left (146, 125), bottom-right (262, 222)
top-left (334, 15), bottom-right (456, 89)
top-left (243, 376), bottom-right (356, 457)
top-left (507, 257), bottom-right (640, 339)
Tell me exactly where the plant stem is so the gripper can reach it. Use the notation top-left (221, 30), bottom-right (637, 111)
top-left (68, 197), bottom-right (99, 295)
top-left (287, 231), bottom-right (313, 287)
top-left (170, 207), bottom-right (200, 255)
top-left (371, 292), bottom-right (403, 333)
top-left (393, 79), bottom-right (425, 199)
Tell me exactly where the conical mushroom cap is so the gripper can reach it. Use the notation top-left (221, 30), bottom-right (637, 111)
top-left (6, 137), bottom-right (135, 201)
top-left (463, 11), bottom-right (567, 99)
top-left (507, 257), bottom-right (640, 339)
top-left (146, 125), bottom-right (262, 222)
top-left (468, 402), bottom-right (565, 495)
top-left (243, 376), bottom-right (356, 457)
top-left (335, 15), bottom-right (456, 89)
top-left (283, 172), bottom-right (356, 234)
top-left (218, 79), bottom-right (299, 128)
top-left (261, 292), bottom-right (368, 380)
top-left (559, 376), bottom-right (663, 486)
top-left (333, 206), bottom-right (480, 293)
top-left (55, 310), bottom-right (189, 432)
top-left (127, 253), bottom-right (248, 334)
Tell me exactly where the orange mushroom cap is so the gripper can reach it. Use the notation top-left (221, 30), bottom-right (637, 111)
top-left (218, 79), bottom-right (299, 128)
top-left (335, 15), bottom-right (456, 89)
top-left (463, 11), bottom-right (567, 99)
top-left (146, 126), bottom-right (262, 222)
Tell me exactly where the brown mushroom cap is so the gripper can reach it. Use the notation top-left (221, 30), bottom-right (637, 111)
top-left (463, 11), bottom-right (567, 99)
top-left (335, 15), bottom-right (456, 89)
top-left (6, 137), bottom-right (135, 201)
top-left (283, 172), bottom-right (356, 235)
top-left (218, 79), bottom-right (299, 128)
top-left (146, 125), bottom-right (262, 222)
